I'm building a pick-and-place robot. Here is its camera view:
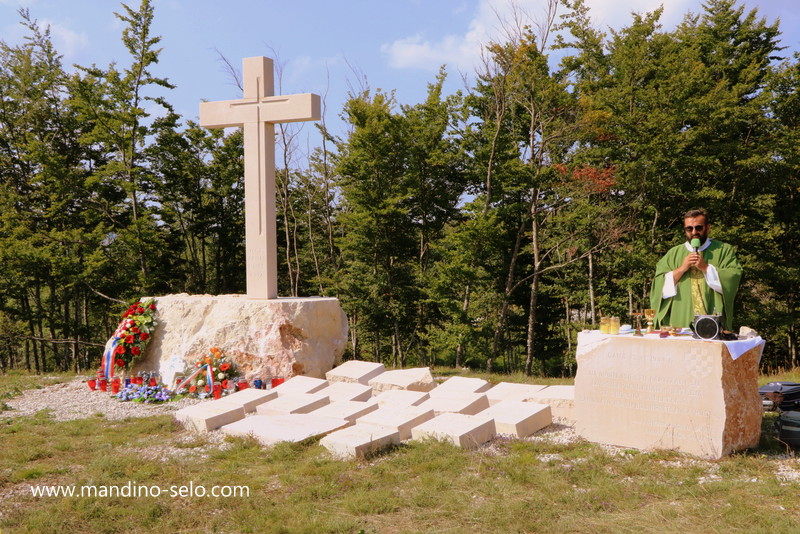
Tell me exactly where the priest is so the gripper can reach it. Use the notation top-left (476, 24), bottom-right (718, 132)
top-left (649, 209), bottom-right (742, 330)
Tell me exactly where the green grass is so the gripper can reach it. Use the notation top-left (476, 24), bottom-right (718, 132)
top-left (0, 371), bottom-right (798, 533)
top-left (0, 370), bottom-right (73, 410)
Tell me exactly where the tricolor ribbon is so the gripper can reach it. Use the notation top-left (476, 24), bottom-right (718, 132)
top-left (206, 363), bottom-right (215, 390)
top-left (175, 364), bottom-right (208, 392)
top-left (102, 336), bottom-right (121, 381)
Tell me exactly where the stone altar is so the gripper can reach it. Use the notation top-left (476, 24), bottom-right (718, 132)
top-left (574, 332), bottom-right (764, 459)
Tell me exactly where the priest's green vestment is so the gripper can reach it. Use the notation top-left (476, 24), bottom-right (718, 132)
top-left (649, 240), bottom-right (742, 331)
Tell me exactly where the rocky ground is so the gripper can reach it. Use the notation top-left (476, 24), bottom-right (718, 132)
top-left (3, 376), bottom-right (799, 478)
top-left (3, 376), bottom-right (203, 421)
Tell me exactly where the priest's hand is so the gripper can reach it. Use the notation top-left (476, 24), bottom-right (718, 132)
top-left (693, 253), bottom-right (709, 272)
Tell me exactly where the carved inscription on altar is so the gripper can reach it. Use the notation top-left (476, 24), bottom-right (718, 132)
top-left (575, 335), bottom-right (762, 459)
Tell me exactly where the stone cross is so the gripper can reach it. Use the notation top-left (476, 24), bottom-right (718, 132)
top-left (200, 57), bottom-right (320, 299)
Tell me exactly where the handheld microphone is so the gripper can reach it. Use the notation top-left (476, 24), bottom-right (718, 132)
top-left (691, 238), bottom-right (701, 253)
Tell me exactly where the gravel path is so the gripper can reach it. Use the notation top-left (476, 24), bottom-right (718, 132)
top-left (3, 377), bottom-right (202, 421)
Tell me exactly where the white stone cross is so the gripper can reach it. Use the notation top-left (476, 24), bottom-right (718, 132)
top-left (199, 57), bottom-right (320, 299)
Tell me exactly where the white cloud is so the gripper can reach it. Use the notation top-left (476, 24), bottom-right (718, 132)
top-left (39, 18), bottom-right (89, 60)
top-left (381, 0), bottom-right (698, 73)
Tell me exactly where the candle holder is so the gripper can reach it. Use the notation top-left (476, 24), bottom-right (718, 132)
top-left (632, 311), bottom-right (644, 336)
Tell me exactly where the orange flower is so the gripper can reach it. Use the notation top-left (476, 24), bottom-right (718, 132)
top-left (220, 362), bottom-right (230, 371)
top-left (189, 385), bottom-right (197, 393)
top-left (210, 347), bottom-right (220, 355)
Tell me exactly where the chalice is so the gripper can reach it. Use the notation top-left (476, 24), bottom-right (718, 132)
top-left (643, 308), bottom-right (656, 333)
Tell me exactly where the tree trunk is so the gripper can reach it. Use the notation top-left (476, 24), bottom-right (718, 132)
top-left (455, 282), bottom-right (470, 368)
top-left (524, 270), bottom-right (540, 376)
top-left (588, 251), bottom-right (596, 326)
top-left (489, 219), bottom-right (526, 371)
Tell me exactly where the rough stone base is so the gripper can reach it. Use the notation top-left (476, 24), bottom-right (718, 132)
top-left (133, 294), bottom-right (348, 387)
top-left (575, 333), bottom-right (764, 459)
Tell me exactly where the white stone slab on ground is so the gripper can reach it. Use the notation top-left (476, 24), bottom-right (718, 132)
top-left (368, 368), bottom-right (436, 393)
top-left (221, 388), bottom-right (278, 413)
top-left (310, 400), bottom-right (380, 423)
top-left (429, 376), bottom-right (492, 397)
top-left (480, 400), bottom-right (551, 437)
top-left (320, 424), bottom-right (401, 459)
top-left (416, 392), bottom-right (490, 416)
top-left (220, 414), bottom-right (349, 446)
top-left (527, 385), bottom-right (575, 422)
top-left (411, 413), bottom-right (496, 449)
top-left (256, 392), bottom-right (330, 416)
top-left (356, 405), bottom-right (435, 440)
top-left (318, 381), bottom-right (373, 402)
top-left (272, 375), bottom-right (329, 396)
top-left (485, 382), bottom-right (548, 406)
top-left (373, 389), bottom-right (429, 408)
top-left (174, 401), bottom-right (245, 432)
top-left (325, 360), bottom-right (386, 385)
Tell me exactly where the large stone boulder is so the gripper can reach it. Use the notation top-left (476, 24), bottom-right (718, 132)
top-left (574, 332), bottom-right (764, 459)
top-left (134, 294), bottom-right (348, 387)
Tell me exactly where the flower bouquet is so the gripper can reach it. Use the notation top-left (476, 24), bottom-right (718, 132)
top-left (175, 347), bottom-right (240, 399)
top-left (116, 383), bottom-right (175, 403)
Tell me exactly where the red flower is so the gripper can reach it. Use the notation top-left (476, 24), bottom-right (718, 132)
top-left (131, 346), bottom-right (141, 356)
top-left (125, 335), bottom-right (134, 344)
top-left (204, 385), bottom-right (210, 392)
top-left (122, 311), bottom-right (130, 318)
top-left (115, 345), bottom-right (126, 354)
top-left (139, 332), bottom-right (149, 341)
top-left (220, 362), bottom-right (230, 371)
top-left (189, 385), bottom-right (197, 393)
top-left (221, 379), bottom-right (229, 389)
top-left (149, 304), bottom-right (156, 310)
top-left (131, 327), bottom-right (140, 334)
top-left (116, 358), bottom-right (125, 367)
top-left (136, 307), bottom-right (145, 314)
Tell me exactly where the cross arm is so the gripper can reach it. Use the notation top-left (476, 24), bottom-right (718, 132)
top-left (199, 93), bottom-right (321, 129)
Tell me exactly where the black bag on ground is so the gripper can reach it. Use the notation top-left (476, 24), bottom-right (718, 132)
top-left (759, 382), bottom-right (800, 411)
top-left (777, 411), bottom-right (800, 448)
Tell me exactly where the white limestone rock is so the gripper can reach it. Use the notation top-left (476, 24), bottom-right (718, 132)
top-left (133, 294), bottom-right (348, 387)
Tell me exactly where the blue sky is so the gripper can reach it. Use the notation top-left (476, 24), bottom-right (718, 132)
top-left (1, 0), bottom-right (798, 154)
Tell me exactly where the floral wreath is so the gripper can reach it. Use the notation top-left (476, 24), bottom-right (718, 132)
top-left (102, 299), bottom-right (157, 379)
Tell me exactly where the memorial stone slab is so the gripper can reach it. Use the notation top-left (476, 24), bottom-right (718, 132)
top-left (320, 424), bottom-right (401, 459)
top-left (310, 400), bottom-right (380, 423)
top-left (319, 381), bottom-right (374, 402)
top-left (485, 382), bottom-right (548, 406)
top-left (356, 406), bottom-right (435, 440)
top-left (368, 368), bottom-right (436, 393)
top-left (256, 392), bottom-right (330, 416)
top-left (272, 375), bottom-right (329, 396)
top-left (575, 333), bottom-right (764, 459)
top-left (416, 392), bottom-right (490, 416)
top-left (174, 401), bottom-right (245, 433)
top-left (480, 400), bottom-right (552, 437)
top-left (429, 376), bottom-right (491, 397)
top-left (220, 414), bottom-right (349, 446)
top-left (326, 360), bottom-right (386, 385)
top-left (373, 389), bottom-right (430, 408)
top-left (221, 388), bottom-right (277, 413)
top-left (527, 385), bottom-right (575, 422)
top-left (411, 413), bottom-right (496, 450)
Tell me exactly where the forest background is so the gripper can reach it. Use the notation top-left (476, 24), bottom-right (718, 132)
top-left (0, 0), bottom-right (797, 377)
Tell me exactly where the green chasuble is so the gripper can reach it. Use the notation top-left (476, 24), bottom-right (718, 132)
top-left (649, 240), bottom-right (742, 331)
